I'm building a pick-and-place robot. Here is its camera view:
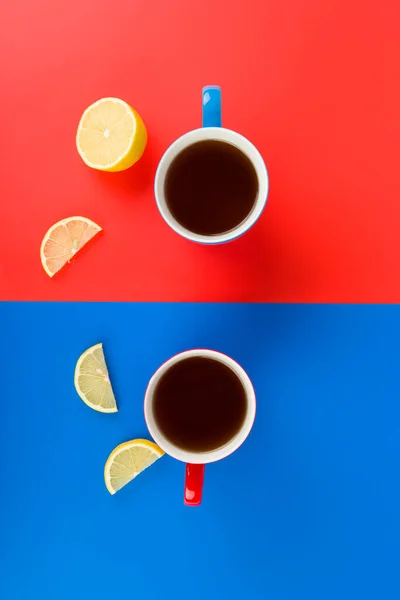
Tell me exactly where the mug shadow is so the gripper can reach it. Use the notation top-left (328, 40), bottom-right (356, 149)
top-left (205, 202), bottom-right (320, 303)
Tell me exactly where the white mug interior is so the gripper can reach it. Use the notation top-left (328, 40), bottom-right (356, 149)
top-left (154, 128), bottom-right (269, 244)
top-left (144, 349), bottom-right (256, 464)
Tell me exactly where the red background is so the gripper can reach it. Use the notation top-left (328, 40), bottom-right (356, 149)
top-left (0, 0), bottom-right (399, 302)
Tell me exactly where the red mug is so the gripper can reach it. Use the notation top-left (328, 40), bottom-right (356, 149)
top-left (144, 349), bottom-right (256, 506)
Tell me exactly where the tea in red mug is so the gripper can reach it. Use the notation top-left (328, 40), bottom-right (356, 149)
top-left (144, 349), bottom-right (256, 506)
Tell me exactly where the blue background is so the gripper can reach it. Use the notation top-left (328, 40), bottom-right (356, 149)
top-left (1, 303), bottom-right (399, 599)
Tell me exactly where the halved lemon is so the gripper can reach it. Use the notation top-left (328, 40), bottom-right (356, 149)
top-left (40, 216), bottom-right (102, 278)
top-left (74, 343), bottom-right (118, 413)
top-left (104, 439), bottom-right (164, 495)
top-left (76, 97), bottom-right (147, 171)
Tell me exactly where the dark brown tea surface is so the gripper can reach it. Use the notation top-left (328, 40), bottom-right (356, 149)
top-left (153, 356), bottom-right (247, 452)
top-left (165, 140), bottom-right (258, 235)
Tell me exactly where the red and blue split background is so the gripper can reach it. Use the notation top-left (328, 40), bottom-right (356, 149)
top-left (1, 1), bottom-right (399, 599)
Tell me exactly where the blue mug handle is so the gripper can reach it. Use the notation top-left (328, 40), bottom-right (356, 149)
top-left (202, 86), bottom-right (222, 127)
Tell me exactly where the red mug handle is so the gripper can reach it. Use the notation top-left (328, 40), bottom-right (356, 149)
top-left (184, 464), bottom-right (205, 506)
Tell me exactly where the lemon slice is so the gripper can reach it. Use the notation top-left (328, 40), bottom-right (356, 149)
top-left (40, 216), bottom-right (102, 278)
top-left (76, 97), bottom-right (147, 171)
top-left (74, 343), bottom-right (118, 413)
top-left (104, 439), bottom-right (164, 495)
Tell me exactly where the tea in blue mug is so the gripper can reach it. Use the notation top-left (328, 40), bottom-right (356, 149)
top-left (155, 86), bottom-right (269, 244)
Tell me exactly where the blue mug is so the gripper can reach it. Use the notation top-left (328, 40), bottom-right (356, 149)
top-left (155, 86), bottom-right (269, 244)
